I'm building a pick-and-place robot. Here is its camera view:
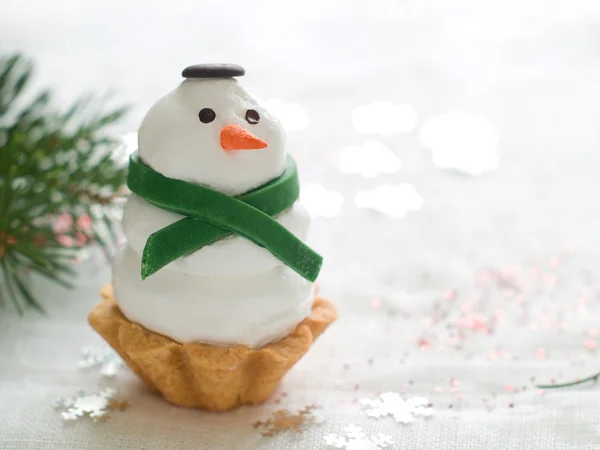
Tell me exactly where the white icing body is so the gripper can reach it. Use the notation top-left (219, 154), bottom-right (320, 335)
top-left (113, 246), bottom-right (313, 348)
top-left (112, 76), bottom-right (315, 348)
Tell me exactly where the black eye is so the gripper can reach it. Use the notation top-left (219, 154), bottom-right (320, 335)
top-left (245, 109), bottom-right (260, 124)
top-left (198, 108), bottom-right (216, 123)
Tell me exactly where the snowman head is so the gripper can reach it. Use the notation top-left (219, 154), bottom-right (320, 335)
top-left (138, 64), bottom-right (286, 196)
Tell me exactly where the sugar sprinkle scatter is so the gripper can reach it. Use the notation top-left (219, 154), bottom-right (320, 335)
top-left (54, 388), bottom-right (129, 423)
top-left (253, 405), bottom-right (323, 437)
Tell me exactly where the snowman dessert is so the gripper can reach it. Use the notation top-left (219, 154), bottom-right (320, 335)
top-left (89, 64), bottom-right (337, 411)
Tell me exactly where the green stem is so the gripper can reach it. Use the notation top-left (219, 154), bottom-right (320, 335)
top-left (0, 258), bottom-right (24, 314)
top-left (537, 372), bottom-right (600, 389)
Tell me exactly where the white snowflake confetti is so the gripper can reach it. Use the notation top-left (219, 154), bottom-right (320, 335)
top-left (78, 345), bottom-right (123, 377)
top-left (54, 387), bottom-right (128, 423)
top-left (344, 424), bottom-right (367, 440)
top-left (360, 392), bottom-right (434, 424)
top-left (324, 426), bottom-right (393, 449)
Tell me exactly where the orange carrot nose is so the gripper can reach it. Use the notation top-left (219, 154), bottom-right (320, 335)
top-left (220, 124), bottom-right (268, 151)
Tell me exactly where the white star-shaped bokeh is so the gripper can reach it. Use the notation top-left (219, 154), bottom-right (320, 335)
top-left (301, 183), bottom-right (344, 218)
top-left (354, 183), bottom-right (423, 218)
top-left (419, 111), bottom-right (499, 176)
top-left (353, 101), bottom-right (417, 136)
top-left (338, 141), bottom-right (402, 178)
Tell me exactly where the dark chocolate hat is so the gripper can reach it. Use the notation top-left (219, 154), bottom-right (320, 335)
top-left (181, 64), bottom-right (245, 79)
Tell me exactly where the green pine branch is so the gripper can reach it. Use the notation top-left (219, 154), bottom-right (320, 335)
top-left (0, 53), bottom-right (129, 313)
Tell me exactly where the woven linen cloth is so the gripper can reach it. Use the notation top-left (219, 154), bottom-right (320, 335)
top-left (2, 0), bottom-right (600, 448)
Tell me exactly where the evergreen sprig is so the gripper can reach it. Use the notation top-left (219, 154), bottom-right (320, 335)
top-left (0, 53), bottom-right (129, 312)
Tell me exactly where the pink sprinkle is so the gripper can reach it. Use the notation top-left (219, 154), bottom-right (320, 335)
top-left (451, 379), bottom-right (460, 387)
top-left (505, 385), bottom-right (514, 393)
top-left (456, 393), bottom-right (464, 400)
top-left (75, 232), bottom-right (87, 246)
top-left (505, 264), bottom-right (519, 276)
top-left (281, 392), bottom-right (287, 397)
top-left (456, 313), bottom-right (488, 331)
top-left (418, 338), bottom-right (431, 350)
top-left (472, 316), bottom-right (487, 330)
top-left (536, 348), bottom-right (546, 360)
top-left (57, 235), bottom-right (73, 247)
top-left (76, 214), bottom-right (93, 231)
top-left (549, 256), bottom-right (560, 268)
top-left (443, 289), bottom-right (456, 301)
top-left (370, 298), bottom-right (382, 309)
top-left (583, 339), bottom-right (597, 351)
top-left (434, 387), bottom-right (444, 393)
top-left (275, 399), bottom-right (281, 404)
top-left (52, 213), bottom-right (73, 234)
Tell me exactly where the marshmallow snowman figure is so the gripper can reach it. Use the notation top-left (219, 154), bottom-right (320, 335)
top-left (112, 65), bottom-right (314, 348)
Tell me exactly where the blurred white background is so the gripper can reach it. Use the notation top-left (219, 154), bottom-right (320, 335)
top-left (3, 1), bottom-right (600, 448)
top-left (3, 0), bottom-right (600, 290)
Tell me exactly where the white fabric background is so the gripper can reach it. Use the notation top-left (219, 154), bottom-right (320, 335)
top-left (2, 0), bottom-right (600, 448)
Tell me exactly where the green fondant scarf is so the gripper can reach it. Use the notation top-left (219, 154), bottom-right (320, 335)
top-left (127, 151), bottom-right (322, 282)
